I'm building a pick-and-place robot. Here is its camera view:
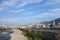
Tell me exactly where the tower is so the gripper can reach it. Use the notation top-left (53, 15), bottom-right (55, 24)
top-left (53, 20), bottom-right (55, 25)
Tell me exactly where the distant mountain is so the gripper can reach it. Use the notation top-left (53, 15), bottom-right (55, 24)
top-left (40, 18), bottom-right (60, 24)
top-left (54, 18), bottom-right (60, 23)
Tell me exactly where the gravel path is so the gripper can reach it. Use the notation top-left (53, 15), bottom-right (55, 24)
top-left (10, 29), bottom-right (28, 40)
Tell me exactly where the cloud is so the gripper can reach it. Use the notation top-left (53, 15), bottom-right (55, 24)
top-left (45, 0), bottom-right (60, 5)
top-left (0, 18), bottom-right (19, 23)
top-left (23, 12), bottom-right (34, 15)
top-left (8, 9), bottom-right (25, 13)
top-left (0, 0), bottom-right (60, 25)
top-left (16, 0), bottom-right (42, 7)
top-left (0, 0), bottom-right (42, 7)
top-left (34, 8), bottom-right (60, 21)
top-left (1, 0), bottom-right (60, 7)
top-left (0, 18), bottom-right (33, 25)
top-left (0, 0), bottom-right (42, 12)
top-left (0, 0), bottom-right (18, 6)
top-left (0, 7), bottom-right (4, 12)
top-left (0, 18), bottom-right (22, 25)
top-left (0, 0), bottom-right (60, 12)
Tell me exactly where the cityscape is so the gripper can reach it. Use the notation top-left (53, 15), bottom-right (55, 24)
top-left (0, 0), bottom-right (60, 40)
top-left (0, 18), bottom-right (60, 40)
top-left (0, 18), bottom-right (60, 29)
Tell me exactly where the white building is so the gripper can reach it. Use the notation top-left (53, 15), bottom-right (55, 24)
top-left (20, 25), bottom-right (26, 28)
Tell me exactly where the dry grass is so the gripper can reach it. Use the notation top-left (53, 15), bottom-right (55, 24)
top-left (56, 32), bottom-right (60, 40)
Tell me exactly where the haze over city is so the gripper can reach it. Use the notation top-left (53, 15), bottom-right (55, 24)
top-left (0, 0), bottom-right (60, 40)
top-left (0, 0), bottom-right (60, 25)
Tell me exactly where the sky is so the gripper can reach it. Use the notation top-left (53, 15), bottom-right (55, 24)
top-left (0, 0), bottom-right (60, 25)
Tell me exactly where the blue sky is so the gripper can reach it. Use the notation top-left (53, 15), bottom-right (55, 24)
top-left (0, 0), bottom-right (60, 25)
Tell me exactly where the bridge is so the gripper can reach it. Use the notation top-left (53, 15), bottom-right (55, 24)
top-left (32, 28), bottom-right (60, 32)
top-left (32, 28), bottom-right (60, 40)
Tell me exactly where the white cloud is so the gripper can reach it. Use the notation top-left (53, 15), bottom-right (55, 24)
top-left (17, 0), bottom-right (42, 7)
top-left (1, 0), bottom-right (60, 7)
top-left (0, 7), bottom-right (4, 12)
top-left (0, 18), bottom-right (21, 25)
top-left (1, 0), bottom-right (42, 7)
top-left (1, 0), bottom-right (18, 6)
top-left (45, 0), bottom-right (60, 5)
top-left (23, 12), bottom-right (34, 15)
top-left (8, 9), bottom-right (25, 13)
top-left (0, 0), bottom-right (60, 12)
top-left (34, 8), bottom-right (60, 20)
top-left (15, 9), bottom-right (25, 13)
top-left (50, 8), bottom-right (60, 12)
top-left (0, 0), bottom-right (42, 12)
top-left (0, 18), bottom-right (19, 23)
